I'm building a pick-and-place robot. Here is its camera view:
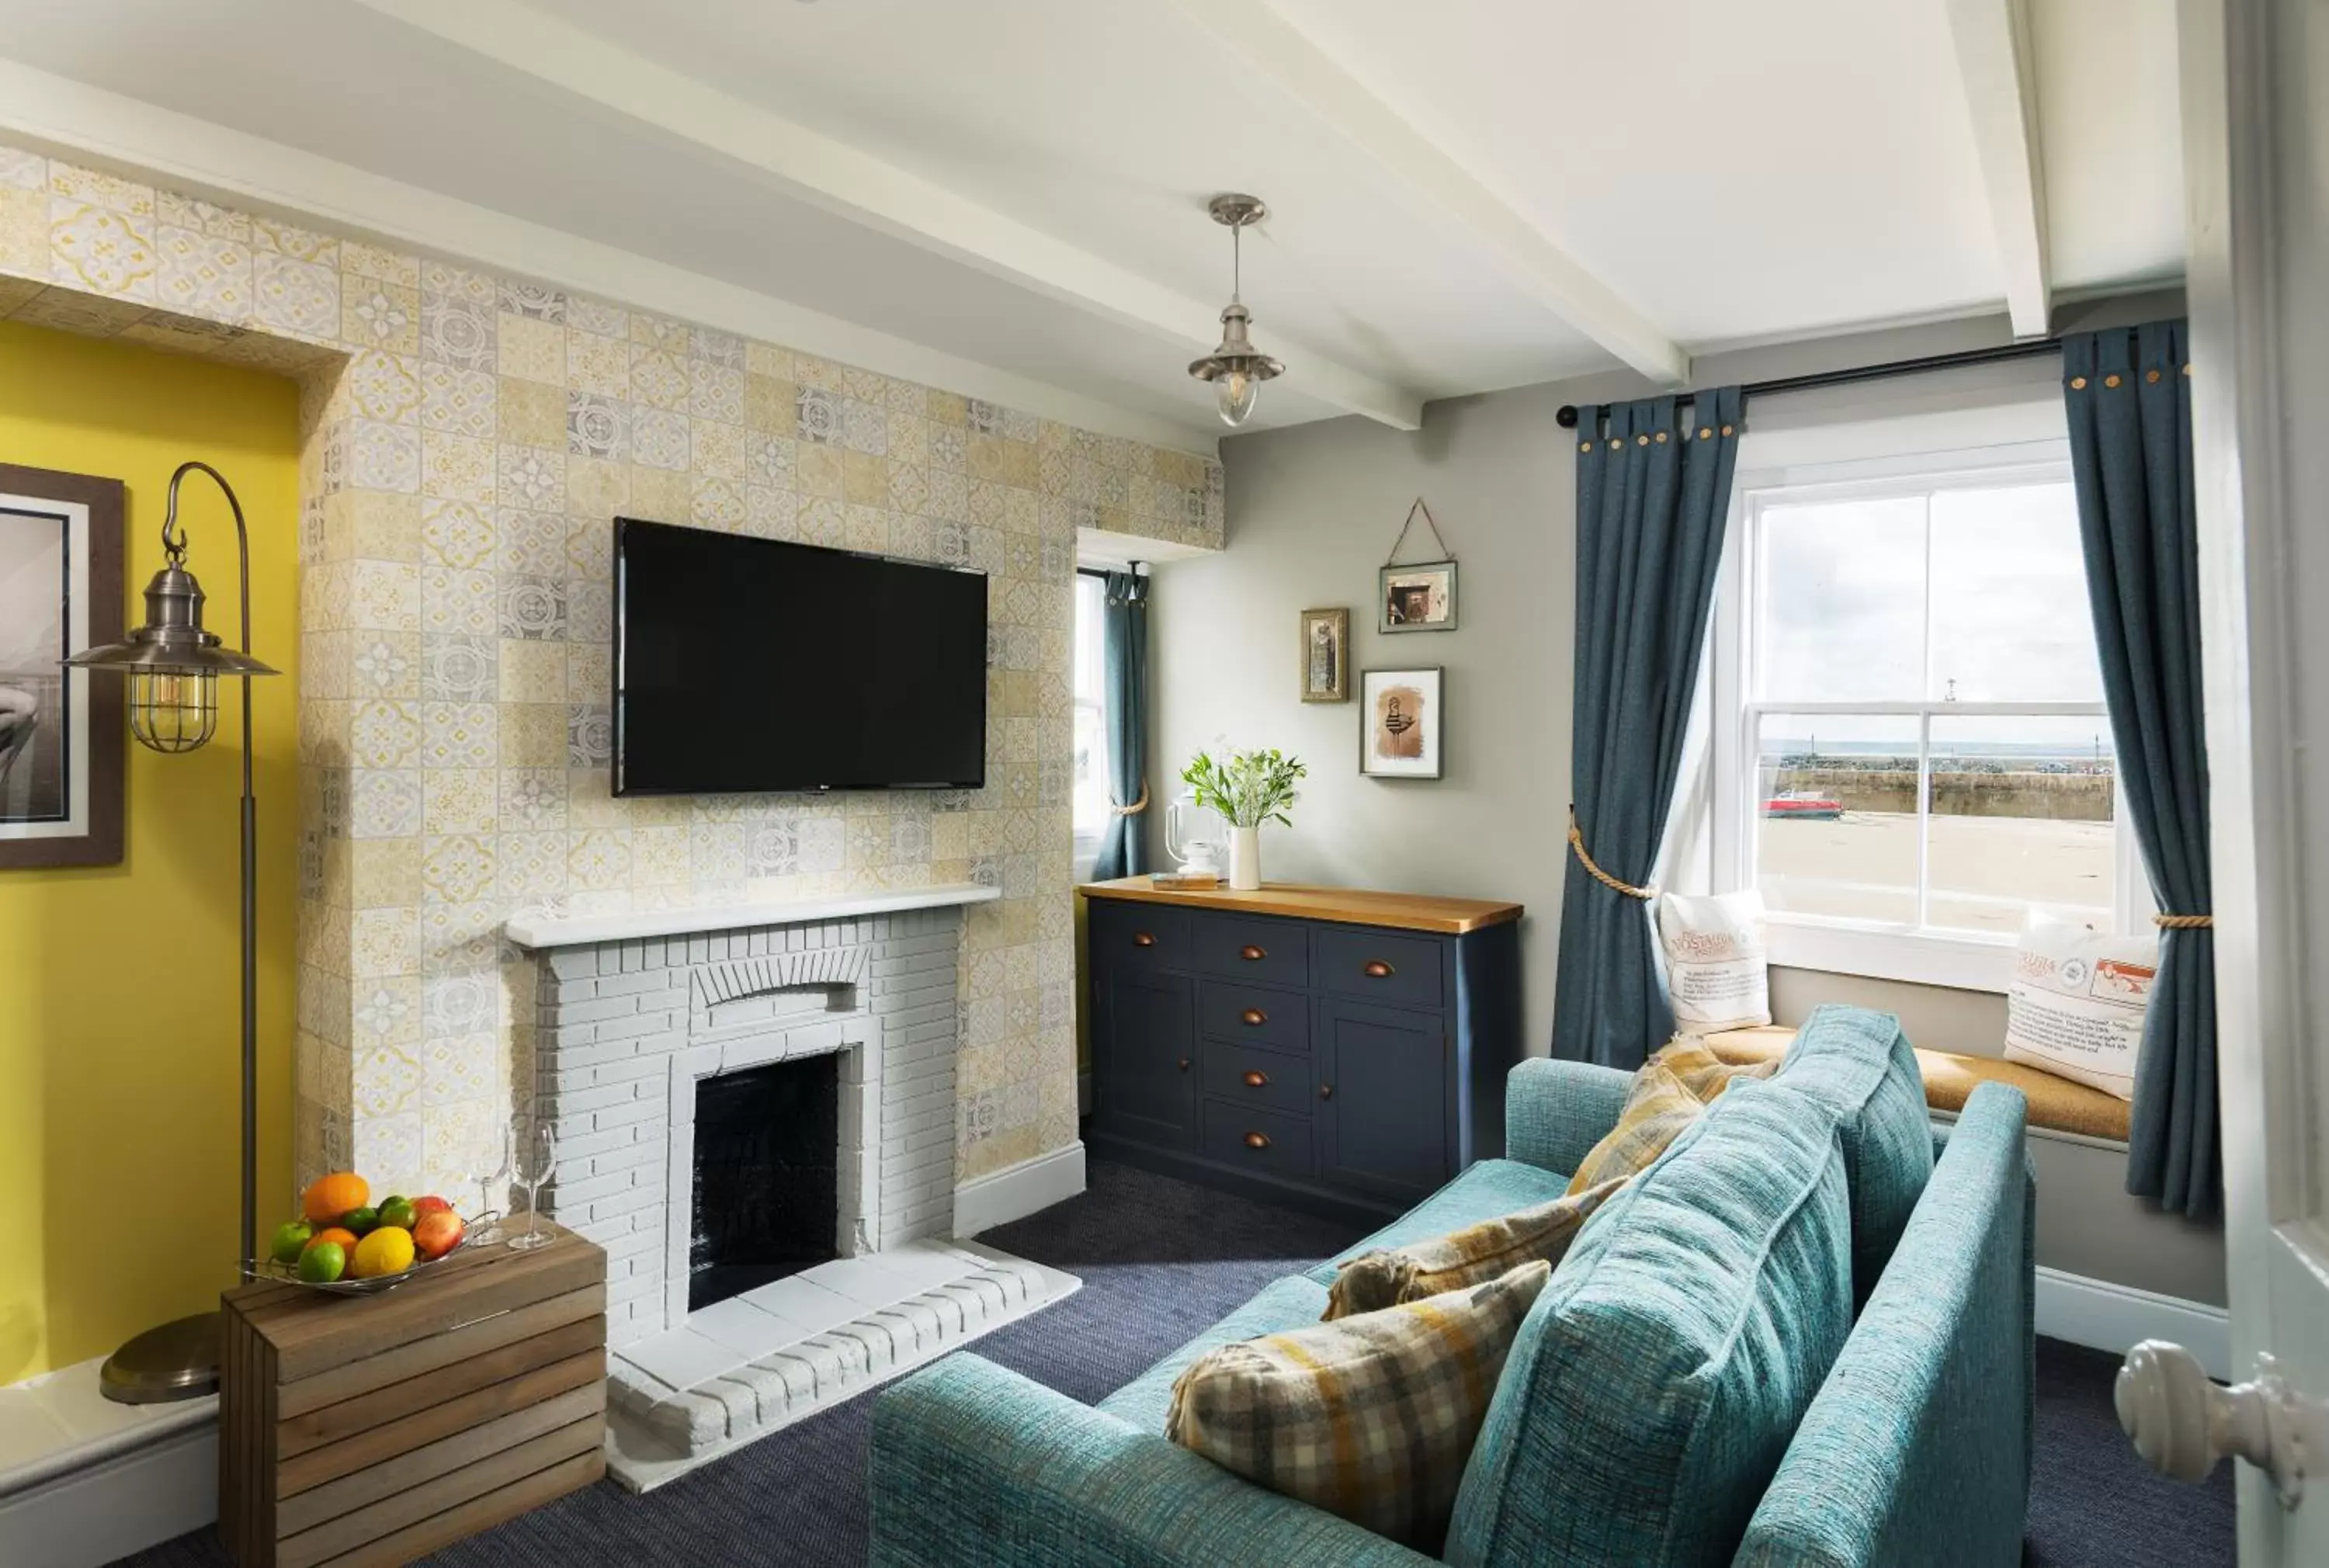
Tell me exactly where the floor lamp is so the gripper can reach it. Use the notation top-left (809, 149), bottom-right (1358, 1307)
top-left (68, 460), bottom-right (277, 1403)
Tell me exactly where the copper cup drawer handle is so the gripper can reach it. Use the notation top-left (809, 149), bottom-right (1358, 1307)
top-left (1240, 1008), bottom-right (1267, 1026)
top-left (1362, 959), bottom-right (1395, 978)
top-left (1242, 1069), bottom-right (1269, 1089)
top-left (1244, 1131), bottom-right (1271, 1150)
top-left (1177, 1057), bottom-right (1191, 1072)
top-left (1239, 944), bottom-right (1267, 961)
top-left (1133, 931), bottom-right (1156, 948)
top-left (1320, 1084), bottom-right (1334, 1101)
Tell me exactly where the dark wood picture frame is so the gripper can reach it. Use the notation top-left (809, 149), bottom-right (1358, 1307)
top-left (0, 463), bottom-right (125, 869)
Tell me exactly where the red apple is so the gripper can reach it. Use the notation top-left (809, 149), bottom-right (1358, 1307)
top-left (411, 1195), bottom-right (453, 1220)
top-left (412, 1210), bottom-right (466, 1261)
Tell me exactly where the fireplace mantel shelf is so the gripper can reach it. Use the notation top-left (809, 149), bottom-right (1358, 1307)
top-left (503, 883), bottom-right (1000, 950)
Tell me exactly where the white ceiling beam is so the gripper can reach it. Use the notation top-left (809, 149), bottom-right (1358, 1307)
top-left (1945, 0), bottom-right (2053, 339)
top-left (354, 0), bottom-right (1422, 431)
top-left (0, 58), bottom-right (1213, 453)
top-left (1169, 0), bottom-right (1687, 387)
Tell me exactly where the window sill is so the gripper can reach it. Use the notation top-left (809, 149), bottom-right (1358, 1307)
top-left (1764, 918), bottom-right (2016, 994)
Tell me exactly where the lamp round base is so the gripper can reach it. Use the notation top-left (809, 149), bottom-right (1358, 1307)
top-left (99, 1311), bottom-right (220, 1404)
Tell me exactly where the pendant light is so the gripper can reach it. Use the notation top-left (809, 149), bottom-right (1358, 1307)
top-left (1187, 194), bottom-right (1284, 428)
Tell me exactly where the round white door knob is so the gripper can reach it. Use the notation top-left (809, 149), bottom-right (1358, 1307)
top-left (2117, 1340), bottom-right (2328, 1509)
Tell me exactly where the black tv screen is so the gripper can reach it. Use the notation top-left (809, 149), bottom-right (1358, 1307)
top-left (613, 519), bottom-right (987, 796)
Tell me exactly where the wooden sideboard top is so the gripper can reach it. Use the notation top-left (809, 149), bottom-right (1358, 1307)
top-left (1079, 877), bottom-right (1523, 935)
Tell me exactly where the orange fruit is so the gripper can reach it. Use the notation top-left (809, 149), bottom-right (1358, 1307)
top-left (351, 1226), bottom-right (415, 1279)
top-left (301, 1172), bottom-right (370, 1225)
top-left (307, 1226), bottom-right (359, 1258)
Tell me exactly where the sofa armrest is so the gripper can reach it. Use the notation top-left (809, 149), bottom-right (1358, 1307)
top-left (1503, 1057), bottom-right (1630, 1175)
top-left (1737, 1081), bottom-right (2034, 1568)
top-left (868, 1353), bottom-right (1438, 1568)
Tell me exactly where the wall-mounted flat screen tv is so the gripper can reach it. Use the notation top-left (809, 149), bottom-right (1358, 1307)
top-left (612, 518), bottom-right (987, 796)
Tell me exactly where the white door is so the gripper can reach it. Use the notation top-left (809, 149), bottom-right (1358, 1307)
top-left (2116, 2), bottom-right (2329, 1560)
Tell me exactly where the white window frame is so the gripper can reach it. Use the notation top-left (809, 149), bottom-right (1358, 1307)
top-left (1070, 570), bottom-right (1109, 883)
top-left (1710, 438), bottom-right (2152, 993)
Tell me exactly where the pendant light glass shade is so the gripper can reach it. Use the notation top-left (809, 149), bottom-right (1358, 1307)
top-left (1187, 195), bottom-right (1283, 428)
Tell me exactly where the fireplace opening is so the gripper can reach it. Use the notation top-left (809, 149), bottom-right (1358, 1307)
top-left (689, 1053), bottom-right (841, 1313)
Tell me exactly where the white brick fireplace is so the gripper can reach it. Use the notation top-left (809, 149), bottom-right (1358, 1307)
top-left (506, 884), bottom-right (1077, 1490)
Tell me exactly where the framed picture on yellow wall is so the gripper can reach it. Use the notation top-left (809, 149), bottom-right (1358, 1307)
top-left (0, 463), bottom-right (123, 869)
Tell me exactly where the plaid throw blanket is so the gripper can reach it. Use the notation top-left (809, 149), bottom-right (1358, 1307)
top-left (1166, 1261), bottom-right (1553, 1549)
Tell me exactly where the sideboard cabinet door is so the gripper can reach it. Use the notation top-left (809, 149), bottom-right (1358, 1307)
top-left (1095, 971), bottom-right (1197, 1150)
top-left (1316, 999), bottom-right (1450, 1204)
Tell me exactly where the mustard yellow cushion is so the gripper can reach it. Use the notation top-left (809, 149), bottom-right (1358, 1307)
top-left (1167, 1261), bottom-right (1554, 1549)
top-left (1324, 1178), bottom-right (1626, 1320)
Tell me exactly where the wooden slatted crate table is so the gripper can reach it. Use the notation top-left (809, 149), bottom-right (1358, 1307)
top-left (220, 1219), bottom-right (607, 1568)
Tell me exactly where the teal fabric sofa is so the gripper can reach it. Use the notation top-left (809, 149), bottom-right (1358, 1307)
top-left (868, 1007), bottom-right (2034, 1566)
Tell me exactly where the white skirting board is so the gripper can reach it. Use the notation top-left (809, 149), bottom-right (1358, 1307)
top-left (0, 1420), bottom-right (217, 1568)
top-left (954, 1140), bottom-right (1088, 1237)
top-left (2037, 1265), bottom-right (2231, 1382)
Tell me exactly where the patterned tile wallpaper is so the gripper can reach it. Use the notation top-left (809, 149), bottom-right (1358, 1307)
top-left (0, 138), bottom-right (1222, 1199)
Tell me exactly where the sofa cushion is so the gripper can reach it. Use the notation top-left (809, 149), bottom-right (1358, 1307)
top-left (1324, 1178), bottom-right (1625, 1319)
top-left (1303, 1158), bottom-right (1571, 1288)
top-left (1097, 1274), bottom-right (1331, 1432)
top-left (1444, 1078), bottom-right (1855, 1568)
top-left (1167, 1261), bottom-right (1554, 1550)
top-left (1773, 1003), bottom-right (1935, 1303)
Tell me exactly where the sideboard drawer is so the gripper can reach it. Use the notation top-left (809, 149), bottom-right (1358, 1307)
top-left (1091, 900), bottom-right (1188, 976)
top-left (1197, 980), bottom-right (1310, 1053)
top-left (1191, 912), bottom-right (1310, 987)
top-left (1202, 1100), bottom-right (1314, 1182)
top-left (1201, 1039), bottom-right (1314, 1118)
top-left (1317, 926), bottom-right (1445, 1009)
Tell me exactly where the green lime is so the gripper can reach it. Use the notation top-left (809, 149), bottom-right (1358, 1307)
top-left (297, 1240), bottom-right (346, 1283)
top-left (269, 1220), bottom-right (312, 1267)
top-left (377, 1196), bottom-right (418, 1231)
top-left (341, 1205), bottom-right (380, 1237)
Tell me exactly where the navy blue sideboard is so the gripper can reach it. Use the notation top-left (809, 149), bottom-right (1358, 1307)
top-left (1081, 879), bottom-right (1525, 1222)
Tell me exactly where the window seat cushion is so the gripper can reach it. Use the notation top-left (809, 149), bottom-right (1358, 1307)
top-left (1705, 1024), bottom-right (2131, 1143)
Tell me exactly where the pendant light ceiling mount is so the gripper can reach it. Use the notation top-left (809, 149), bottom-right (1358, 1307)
top-left (1189, 192), bottom-right (1285, 428)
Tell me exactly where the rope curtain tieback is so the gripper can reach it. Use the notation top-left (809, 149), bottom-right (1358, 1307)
top-left (2153, 912), bottom-right (2213, 929)
top-left (1567, 807), bottom-right (1653, 901)
top-left (1111, 780), bottom-right (1150, 817)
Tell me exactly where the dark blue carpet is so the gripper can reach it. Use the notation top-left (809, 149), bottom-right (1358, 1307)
top-left (111, 1158), bottom-right (2231, 1566)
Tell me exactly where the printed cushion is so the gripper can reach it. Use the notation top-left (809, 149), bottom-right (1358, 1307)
top-left (1772, 1004), bottom-right (1935, 1304)
top-left (1307, 1159), bottom-right (1573, 1286)
top-left (1564, 1040), bottom-right (1777, 1195)
top-left (1446, 1080), bottom-right (1855, 1568)
top-left (1324, 1178), bottom-right (1626, 1319)
top-left (1166, 1261), bottom-right (1554, 1551)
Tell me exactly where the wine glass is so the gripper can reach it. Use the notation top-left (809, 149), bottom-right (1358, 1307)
top-left (508, 1118), bottom-right (559, 1251)
top-left (467, 1121), bottom-right (512, 1246)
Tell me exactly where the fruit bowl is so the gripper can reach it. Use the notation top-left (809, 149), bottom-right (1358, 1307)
top-left (243, 1211), bottom-right (506, 1296)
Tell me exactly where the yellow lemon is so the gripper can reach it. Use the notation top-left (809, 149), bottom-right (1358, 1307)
top-left (350, 1225), bottom-right (416, 1279)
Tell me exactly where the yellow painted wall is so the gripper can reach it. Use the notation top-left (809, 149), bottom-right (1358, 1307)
top-left (0, 321), bottom-right (301, 1382)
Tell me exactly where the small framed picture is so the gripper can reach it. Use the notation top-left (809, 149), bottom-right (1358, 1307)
top-left (1299, 607), bottom-right (1349, 702)
top-left (0, 463), bottom-right (125, 869)
top-left (1360, 666), bottom-right (1444, 779)
top-left (1380, 560), bottom-right (1457, 633)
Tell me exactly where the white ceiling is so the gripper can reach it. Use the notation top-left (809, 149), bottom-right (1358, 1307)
top-left (0, 0), bottom-right (2185, 446)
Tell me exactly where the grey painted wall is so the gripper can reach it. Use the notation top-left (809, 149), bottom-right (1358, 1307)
top-left (1146, 296), bottom-right (2223, 1305)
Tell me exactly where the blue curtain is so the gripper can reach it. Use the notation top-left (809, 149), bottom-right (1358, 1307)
top-left (2063, 321), bottom-right (2218, 1218)
top-left (1552, 391), bottom-right (1744, 1067)
top-left (1092, 569), bottom-right (1150, 881)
